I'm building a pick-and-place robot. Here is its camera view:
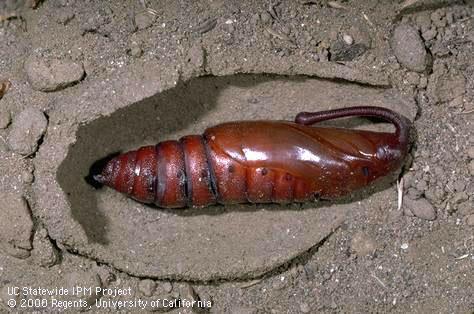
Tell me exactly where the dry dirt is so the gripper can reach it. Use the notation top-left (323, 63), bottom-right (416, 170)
top-left (0, 0), bottom-right (473, 313)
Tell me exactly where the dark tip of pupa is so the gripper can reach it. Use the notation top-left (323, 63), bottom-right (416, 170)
top-left (85, 151), bottom-right (121, 189)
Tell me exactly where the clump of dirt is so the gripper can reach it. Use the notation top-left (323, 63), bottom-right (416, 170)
top-left (0, 0), bottom-right (473, 313)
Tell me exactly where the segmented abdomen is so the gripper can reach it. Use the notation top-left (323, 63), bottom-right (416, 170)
top-left (148, 135), bottom-right (315, 208)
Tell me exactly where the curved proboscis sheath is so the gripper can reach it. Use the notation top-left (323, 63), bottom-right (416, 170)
top-left (93, 106), bottom-right (412, 208)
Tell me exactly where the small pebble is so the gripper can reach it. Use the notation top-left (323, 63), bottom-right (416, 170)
top-left (129, 46), bottom-right (143, 58)
top-left (422, 28), bottom-right (437, 41)
top-left (391, 24), bottom-right (428, 72)
top-left (401, 243), bottom-right (409, 250)
top-left (161, 281), bottom-right (172, 293)
top-left (24, 56), bottom-right (85, 92)
top-left (134, 11), bottom-right (155, 30)
top-left (138, 279), bottom-right (156, 297)
top-left (342, 34), bottom-right (353, 45)
top-left (415, 179), bottom-right (428, 192)
top-left (21, 170), bottom-right (34, 184)
top-left (404, 197), bottom-right (437, 221)
top-left (7, 108), bottom-right (48, 156)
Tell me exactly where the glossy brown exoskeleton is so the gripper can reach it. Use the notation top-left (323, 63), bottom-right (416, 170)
top-left (94, 106), bottom-right (411, 208)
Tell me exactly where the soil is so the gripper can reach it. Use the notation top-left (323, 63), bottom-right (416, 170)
top-left (0, 0), bottom-right (473, 313)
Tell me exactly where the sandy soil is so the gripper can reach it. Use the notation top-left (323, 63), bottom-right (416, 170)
top-left (0, 0), bottom-right (473, 313)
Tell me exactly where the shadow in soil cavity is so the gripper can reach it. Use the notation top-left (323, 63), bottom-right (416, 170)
top-left (57, 75), bottom-right (306, 244)
top-left (57, 74), bottom-right (401, 247)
